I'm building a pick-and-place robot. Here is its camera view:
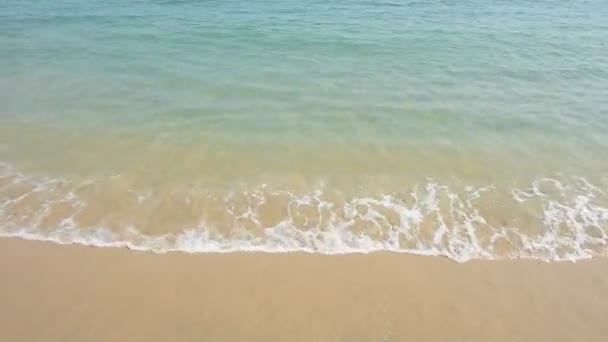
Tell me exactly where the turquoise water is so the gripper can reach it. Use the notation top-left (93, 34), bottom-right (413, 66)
top-left (2, 0), bottom-right (608, 143)
top-left (1, 0), bottom-right (608, 261)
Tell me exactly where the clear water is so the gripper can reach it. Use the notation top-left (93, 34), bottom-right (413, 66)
top-left (1, 0), bottom-right (608, 261)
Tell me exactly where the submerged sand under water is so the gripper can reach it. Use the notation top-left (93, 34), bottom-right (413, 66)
top-left (1, 238), bottom-right (607, 342)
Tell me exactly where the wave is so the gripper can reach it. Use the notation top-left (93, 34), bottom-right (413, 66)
top-left (1, 162), bottom-right (608, 262)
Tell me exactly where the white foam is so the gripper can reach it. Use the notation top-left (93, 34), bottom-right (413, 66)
top-left (1, 162), bottom-right (608, 262)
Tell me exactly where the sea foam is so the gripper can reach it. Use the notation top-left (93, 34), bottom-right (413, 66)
top-left (1, 162), bottom-right (607, 262)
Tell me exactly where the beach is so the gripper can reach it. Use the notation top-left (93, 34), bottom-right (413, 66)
top-left (1, 237), bottom-right (607, 341)
top-left (2, 0), bottom-right (608, 340)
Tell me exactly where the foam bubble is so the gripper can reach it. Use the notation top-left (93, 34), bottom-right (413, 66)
top-left (1, 162), bottom-right (607, 262)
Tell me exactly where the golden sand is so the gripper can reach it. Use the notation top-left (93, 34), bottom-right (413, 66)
top-left (1, 238), bottom-right (607, 341)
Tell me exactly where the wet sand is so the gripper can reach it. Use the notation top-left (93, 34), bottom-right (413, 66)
top-left (1, 238), bottom-right (607, 341)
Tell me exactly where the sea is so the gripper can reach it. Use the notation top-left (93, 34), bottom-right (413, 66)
top-left (1, 0), bottom-right (608, 262)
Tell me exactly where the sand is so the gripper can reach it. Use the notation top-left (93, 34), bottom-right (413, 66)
top-left (1, 237), bottom-right (607, 342)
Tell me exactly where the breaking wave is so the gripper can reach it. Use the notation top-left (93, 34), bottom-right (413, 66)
top-left (1, 162), bottom-right (607, 262)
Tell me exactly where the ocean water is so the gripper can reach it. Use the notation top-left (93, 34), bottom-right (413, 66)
top-left (1, 0), bottom-right (608, 261)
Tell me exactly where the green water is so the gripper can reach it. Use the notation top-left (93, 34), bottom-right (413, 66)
top-left (1, 0), bottom-right (607, 261)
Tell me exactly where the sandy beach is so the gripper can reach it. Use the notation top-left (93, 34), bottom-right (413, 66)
top-left (2, 0), bottom-right (608, 341)
top-left (1, 238), bottom-right (607, 342)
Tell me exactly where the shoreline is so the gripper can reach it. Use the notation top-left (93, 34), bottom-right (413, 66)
top-left (1, 237), bottom-right (607, 341)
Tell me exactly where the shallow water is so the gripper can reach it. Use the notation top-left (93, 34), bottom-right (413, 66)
top-left (1, 0), bottom-right (608, 261)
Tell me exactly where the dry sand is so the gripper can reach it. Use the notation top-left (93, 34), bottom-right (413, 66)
top-left (1, 237), bottom-right (607, 342)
